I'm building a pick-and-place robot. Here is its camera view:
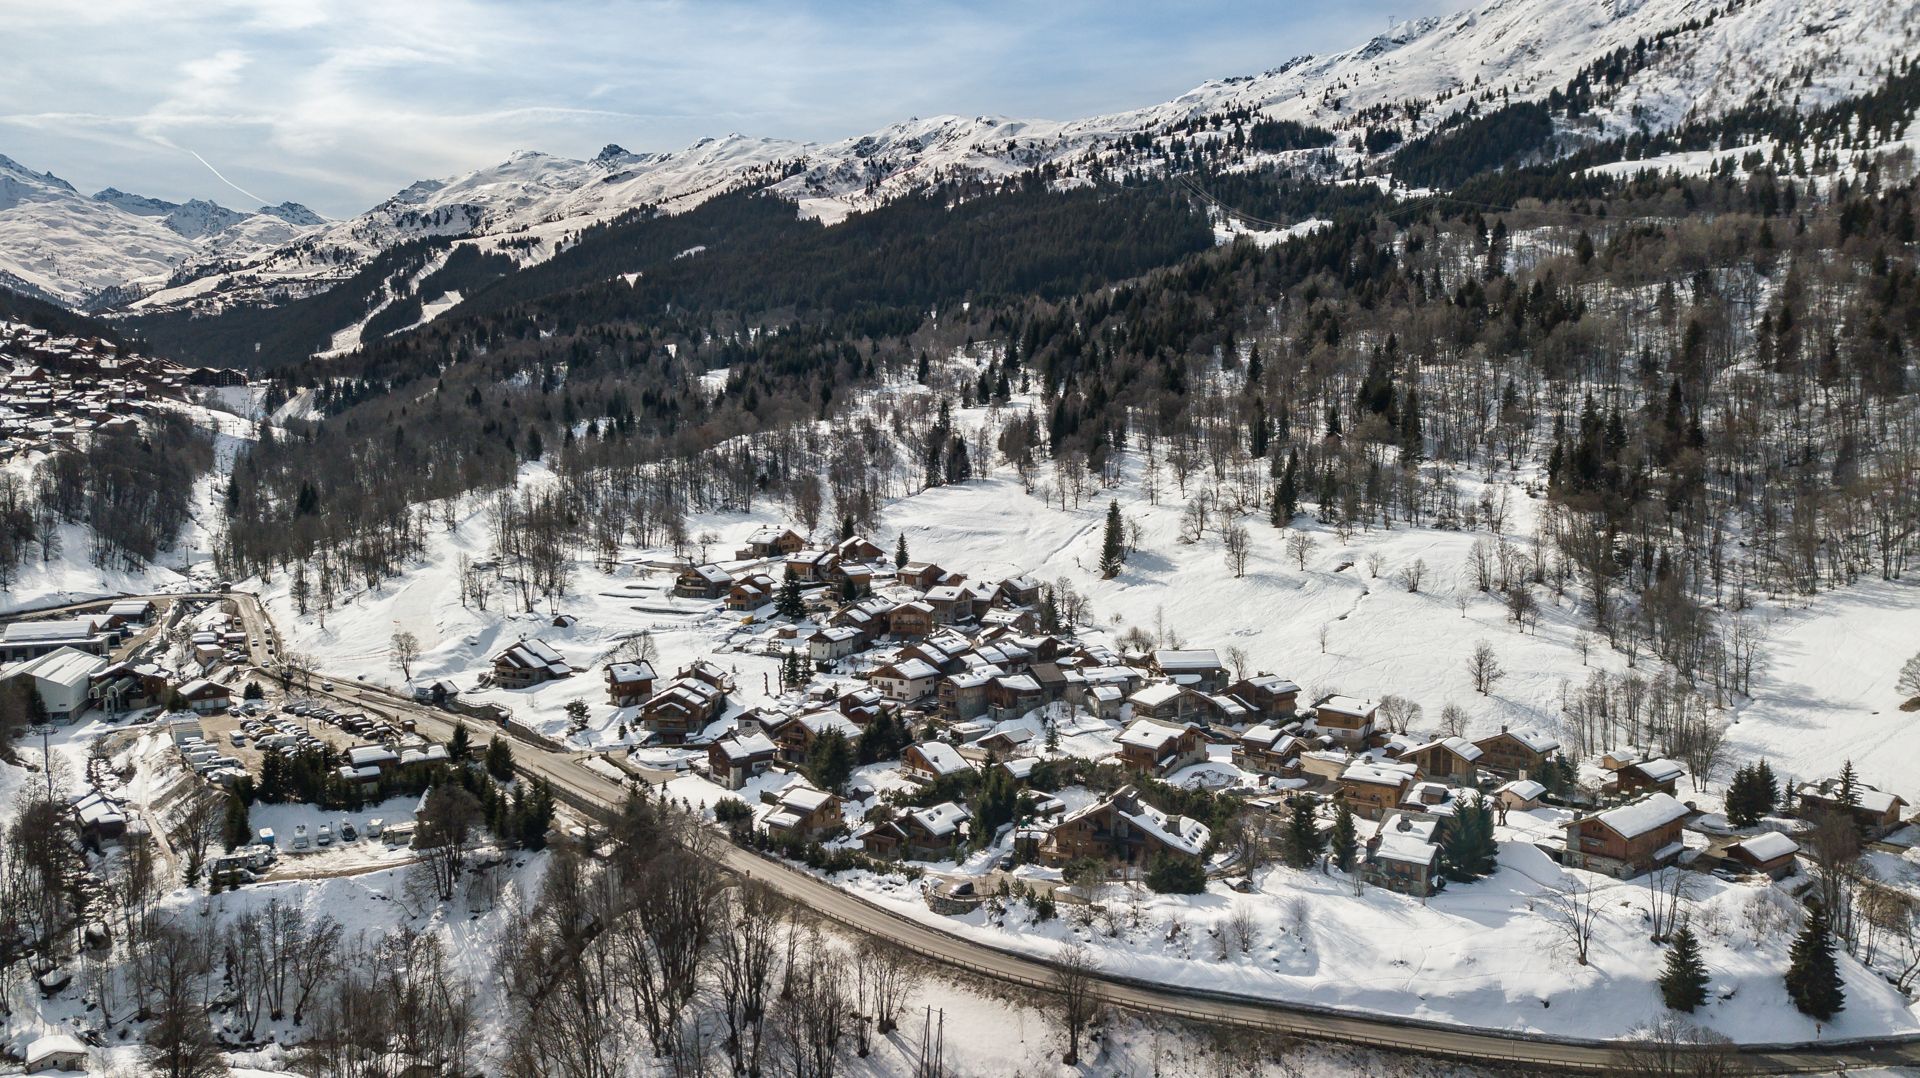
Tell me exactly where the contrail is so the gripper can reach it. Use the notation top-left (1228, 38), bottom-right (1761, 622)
top-left (185, 148), bottom-right (268, 206)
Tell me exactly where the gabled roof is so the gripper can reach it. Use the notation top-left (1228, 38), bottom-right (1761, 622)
top-left (608, 661), bottom-right (657, 683)
top-left (908, 801), bottom-right (970, 839)
top-left (715, 732), bottom-right (778, 761)
top-left (907, 741), bottom-right (974, 777)
top-left (876, 658), bottom-right (940, 681)
top-left (1153, 648), bottom-right (1222, 671)
top-left (1412, 735), bottom-right (1484, 762)
top-left (1590, 793), bottom-right (1690, 839)
top-left (1733, 830), bottom-right (1799, 862)
top-left (1629, 758), bottom-right (1686, 784)
top-left (1117, 717), bottom-right (1196, 752)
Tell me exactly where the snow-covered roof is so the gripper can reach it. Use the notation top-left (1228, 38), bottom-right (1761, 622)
top-left (1153, 648), bottom-right (1221, 671)
top-left (993, 673), bottom-right (1041, 693)
top-left (1128, 682), bottom-right (1185, 707)
top-left (1117, 718), bottom-right (1192, 752)
top-left (1733, 831), bottom-right (1799, 862)
top-left (1372, 814), bottom-right (1439, 867)
top-left (908, 741), bottom-right (974, 776)
top-left (878, 658), bottom-right (940, 681)
top-left (4, 645), bottom-right (105, 688)
top-left (1593, 793), bottom-right (1690, 838)
top-left (1488, 727), bottom-right (1559, 753)
top-left (1342, 761), bottom-right (1414, 787)
top-left (25, 1033), bottom-right (86, 1065)
top-left (1238, 673), bottom-right (1300, 694)
top-left (687, 563), bottom-right (731, 583)
top-left (780, 784), bottom-right (835, 813)
top-left (608, 661), bottom-right (657, 682)
top-left (1, 616), bottom-right (108, 642)
top-left (910, 801), bottom-right (970, 838)
top-left (1316, 694), bottom-right (1378, 719)
top-left (1413, 735), bottom-right (1483, 762)
top-left (1631, 758), bottom-right (1686, 783)
top-left (347, 745), bottom-right (397, 767)
top-left (715, 731), bottom-right (778, 761)
top-left (177, 677), bottom-right (227, 698)
top-left (1497, 779), bottom-right (1546, 801)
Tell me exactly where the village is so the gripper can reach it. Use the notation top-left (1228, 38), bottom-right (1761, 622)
top-left (0, 320), bottom-right (245, 461)
top-left (442, 521), bottom-right (1907, 909)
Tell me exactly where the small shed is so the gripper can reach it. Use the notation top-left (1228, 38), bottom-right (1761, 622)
top-left (25, 1033), bottom-right (88, 1073)
top-left (1726, 831), bottom-right (1800, 880)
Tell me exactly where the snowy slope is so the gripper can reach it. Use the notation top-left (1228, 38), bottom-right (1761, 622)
top-left (104, 0), bottom-right (1920, 325)
top-left (0, 154), bottom-right (327, 309)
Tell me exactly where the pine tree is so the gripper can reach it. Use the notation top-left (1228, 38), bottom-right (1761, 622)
top-left (1659, 923), bottom-right (1710, 1013)
top-left (1275, 449), bottom-right (1299, 525)
top-left (1282, 795), bottom-right (1325, 868)
top-left (486, 736), bottom-right (516, 782)
top-left (1726, 764), bottom-right (1763, 828)
top-left (806, 728), bottom-right (855, 793)
top-left (1039, 587), bottom-right (1062, 634)
top-left (1441, 797), bottom-right (1498, 881)
top-left (776, 577), bottom-right (806, 619)
top-left (1754, 759), bottom-right (1779, 814)
top-left (894, 533), bottom-right (909, 569)
top-left (1329, 801), bottom-right (1358, 872)
top-left (222, 793), bottom-right (251, 852)
top-left (1837, 759), bottom-right (1860, 808)
top-left (1785, 904), bottom-right (1846, 1021)
top-left (1099, 500), bottom-right (1124, 579)
top-left (447, 723), bottom-right (471, 761)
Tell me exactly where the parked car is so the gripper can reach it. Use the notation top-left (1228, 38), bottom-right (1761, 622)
top-left (365, 818), bottom-right (384, 839)
top-left (292, 825), bottom-right (309, 850)
top-left (340, 820), bottom-right (358, 842)
top-left (316, 824), bottom-right (334, 847)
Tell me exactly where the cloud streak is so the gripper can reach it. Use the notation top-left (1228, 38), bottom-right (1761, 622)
top-left (0, 0), bottom-right (1461, 217)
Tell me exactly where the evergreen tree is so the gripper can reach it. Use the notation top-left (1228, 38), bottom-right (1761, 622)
top-left (1441, 797), bottom-right (1498, 881)
top-left (1282, 795), bottom-right (1325, 868)
top-left (222, 792), bottom-right (251, 852)
top-left (1725, 763), bottom-right (1764, 828)
top-left (894, 533), bottom-right (909, 569)
top-left (806, 728), bottom-right (855, 793)
top-left (447, 722), bottom-right (471, 761)
top-left (1785, 904), bottom-right (1846, 1021)
top-left (1275, 449), bottom-right (1299, 525)
top-left (1099, 500), bottom-right (1124, 579)
top-left (1837, 759), bottom-right (1860, 808)
top-left (485, 735), bottom-right (516, 782)
top-left (1248, 397), bottom-right (1269, 459)
top-left (1039, 587), bottom-right (1062, 634)
top-left (1146, 854), bottom-right (1207, 894)
top-left (776, 576), bottom-right (806, 619)
top-left (1329, 801), bottom-right (1358, 872)
top-left (1754, 759), bottom-right (1779, 814)
top-left (1659, 923), bottom-right (1710, 1013)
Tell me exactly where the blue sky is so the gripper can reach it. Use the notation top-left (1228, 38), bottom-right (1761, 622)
top-left (0, 0), bottom-right (1459, 218)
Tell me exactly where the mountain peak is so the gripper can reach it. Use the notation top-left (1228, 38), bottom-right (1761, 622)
top-left (94, 187), bottom-right (179, 216)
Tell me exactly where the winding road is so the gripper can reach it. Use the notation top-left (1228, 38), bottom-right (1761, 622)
top-left (41, 589), bottom-right (1920, 1073)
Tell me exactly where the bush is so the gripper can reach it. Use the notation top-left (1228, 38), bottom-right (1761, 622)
top-left (713, 797), bottom-right (753, 826)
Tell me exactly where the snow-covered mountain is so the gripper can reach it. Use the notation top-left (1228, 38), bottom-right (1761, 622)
top-left (7, 0), bottom-right (1917, 321)
top-left (0, 155), bottom-right (327, 309)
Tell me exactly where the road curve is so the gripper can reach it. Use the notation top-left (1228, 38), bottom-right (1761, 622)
top-left (68, 591), bottom-right (1920, 1074)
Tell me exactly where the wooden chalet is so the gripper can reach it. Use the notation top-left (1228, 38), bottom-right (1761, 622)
top-left (1562, 793), bottom-right (1690, 878)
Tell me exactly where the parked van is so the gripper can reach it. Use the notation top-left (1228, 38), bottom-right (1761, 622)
top-left (292, 825), bottom-right (309, 850)
top-left (316, 824), bottom-right (334, 847)
top-left (365, 818), bottom-right (384, 839)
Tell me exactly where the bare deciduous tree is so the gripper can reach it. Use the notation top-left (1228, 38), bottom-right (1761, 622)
top-left (1053, 942), bottom-right (1100, 1066)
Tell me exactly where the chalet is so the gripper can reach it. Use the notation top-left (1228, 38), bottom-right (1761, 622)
top-left (975, 722), bottom-right (1037, 759)
top-left (897, 562), bottom-right (953, 590)
top-left (986, 673), bottom-right (1046, 718)
top-left (638, 677), bottom-right (725, 744)
top-left (835, 686), bottom-right (885, 723)
top-left (762, 779), bottom-right (842, 840)
top-left (980, 607), bottom-right (1040, 635)
top-left (1150, 649), bottom-right (1227, 692)
top-left (775, 710), bottom-right (862, 765)
top-left (672, 563), bottom-right (732, 600)
top-left (924, 585), bottom-right (974, 625)
top-left (176, 677), bottom-right (232, 714)
top-left (71, 788), bottom-right (129, 842)
top-left (1045, 785), bottom-right (1210, 867)
top-left (4, 646), bottom-right (106, 721)
top-left (996, 575), bottom-right (1042, 608)
top-left (1615, 758), bottom-right (1686, 796)
top-left (1472, 726), bottom-right (1561, 777)
top-left (937, 669), bottom-right (994, 720)
top-left (1796, 778), bottom-right (1910, 839)
top-left (901, 635), bottom-right (968, 673)
top-left (1494, 779), bottom-right (1546, 811)
top-left (808, 626), bottom-right (863, 663)
top-left (1562, 793), bottom-right (1691, 878)
top-left (492, 639), bottom-right (572, 688)
top-left (707, 732), bottom-right (778, 789)
top-left (725, 573), bottom-right (778, 611)
top-left (897, 801), bottom-right (970, 859)
top-left (785, 549), bottom-right (839, 581)
top-left (871, 659), bottom-right (941, 703)
top-left (679, 659), bottom-right (732, 692)
top-left (1401, 781), bottom-right (1465, 817)
top-left (89, 661), bottom-right (167, 713)
top-left (887, 601), bottom-right (935, 639)
top-left (1028, 661), bottom-right (1070, 702)
top-left (1204, 692), bottom-right (1252, 725)
top-left (1226, 674), bottom-right (1301, 720)
top-left (827, 562), bottom-right (874, 596)
top-left (1307, 695), bottom-right (1378, 747)
top-left (1233, 724), bottom-right (1302, 776)
top-left (1115, 718), bottom-right (1207, 777)
top-left (605, 662), bottom-right (657, 706)
top-left (1339, 761), bottom-right (1415, 821)
top-left (834, 535), bottom-right (886, 563)
top-left (1127, 681), bottom-right (1203, 722)
top-left (1407, 737), bottom-right (1484, 784)
top-left (737, 526), bottom-right (807, 559)
top-left (901, 741), bottom-right (976, 784)
top-left (1726, 831), bottom-right (1799, 880)
top-left (1362, 814), bottom-right (1443, 898)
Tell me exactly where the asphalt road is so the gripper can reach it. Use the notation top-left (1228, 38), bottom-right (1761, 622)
top-left (67, 590), bottom-right (1920, 1073)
